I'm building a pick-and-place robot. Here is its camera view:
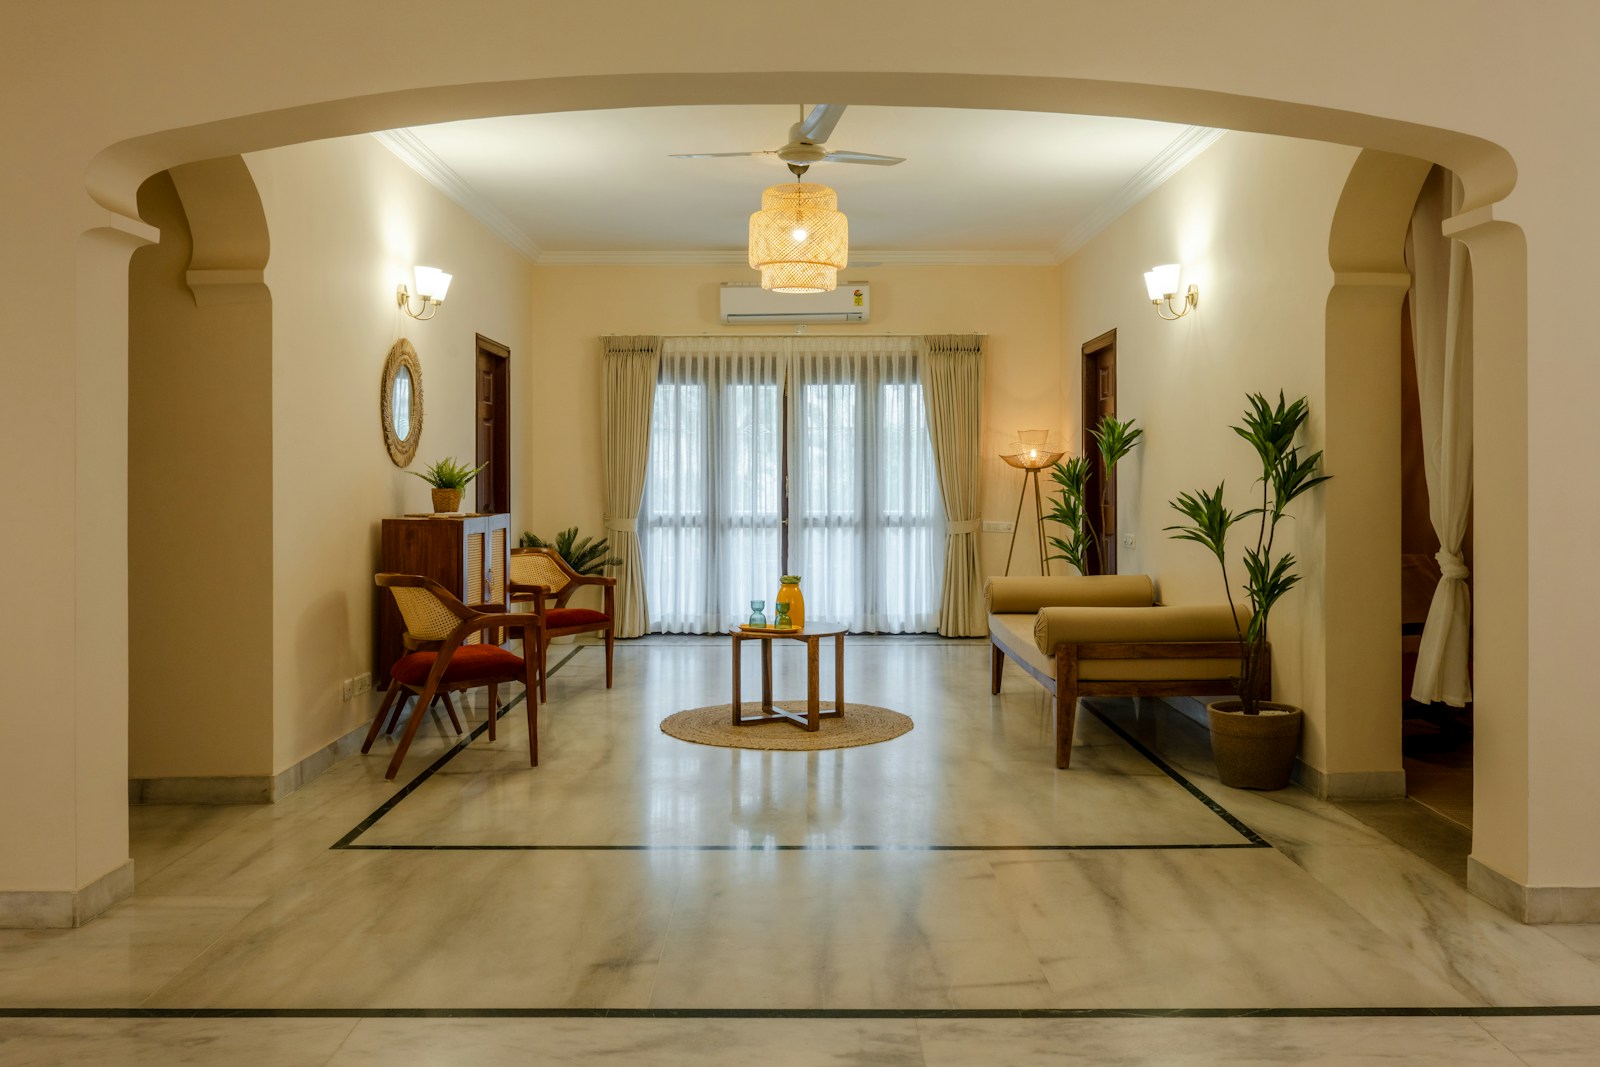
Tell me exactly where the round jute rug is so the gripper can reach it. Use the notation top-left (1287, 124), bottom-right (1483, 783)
top-left (660, 702), bottom-right (914, 752)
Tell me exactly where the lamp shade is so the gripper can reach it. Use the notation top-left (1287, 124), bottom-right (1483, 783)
top-left (1144, 263), bottom-right (1181, 301)
top-left (413, 266), bottom-right (452, 301)
top-left (748, 182), bottom-right (848, 293)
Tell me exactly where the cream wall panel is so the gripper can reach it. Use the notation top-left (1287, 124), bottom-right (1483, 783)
top-left (247, 135), bottom-right (536, 774)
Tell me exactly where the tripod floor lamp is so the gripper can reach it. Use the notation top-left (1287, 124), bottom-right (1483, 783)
top-left (1001, 430), bottom-right (1064, 575)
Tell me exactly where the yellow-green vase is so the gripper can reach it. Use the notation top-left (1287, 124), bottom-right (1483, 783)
top-left (775, 575), bottom-right (804, 629)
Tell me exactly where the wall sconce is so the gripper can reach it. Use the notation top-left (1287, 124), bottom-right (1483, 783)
top-left (397, 265), bottom-right (453, 320)
top-left (1143, 263), bottom-right (1198, 320)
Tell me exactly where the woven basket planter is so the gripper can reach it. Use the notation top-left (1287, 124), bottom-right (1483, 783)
top-left (430, 487), bottom-right (462, 513)
top-left (1206, 700), bottom-right (1303, 790)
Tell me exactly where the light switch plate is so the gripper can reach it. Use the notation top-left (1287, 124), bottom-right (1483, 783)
top-left (341, 678), bottom-right (354, 701)
top-left (982, 520), bottom-right (1015, 533)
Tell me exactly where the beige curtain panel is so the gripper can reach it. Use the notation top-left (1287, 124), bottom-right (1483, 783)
top-left (602, 335), bottom-right (662, 638)
top-left (1406, 169), bottom-right (1474, 706)
top-left (920, 334), bottom-right (986, 637)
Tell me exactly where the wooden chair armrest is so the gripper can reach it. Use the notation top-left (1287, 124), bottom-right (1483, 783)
top-left (467, 602), bottom-right (507, 613)
top-left (564, 573), bottom-right (617, 587)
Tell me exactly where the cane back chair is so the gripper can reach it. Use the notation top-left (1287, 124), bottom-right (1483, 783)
top-left (368, 573), bottom-right (543, 780)
top-left (508, 546), bottom-right (616, 701)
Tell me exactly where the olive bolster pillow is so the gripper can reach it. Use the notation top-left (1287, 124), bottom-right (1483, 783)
top-left (1032, 603), bottom-right (1251, 655)
top-left (984, 574), bottom-right (1155, 614)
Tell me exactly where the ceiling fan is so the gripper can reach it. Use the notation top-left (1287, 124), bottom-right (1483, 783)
top-left (670, 103), bottom-right (905, 173)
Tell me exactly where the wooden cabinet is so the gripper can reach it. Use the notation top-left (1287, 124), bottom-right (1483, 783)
top-left (376, 512), bottom-right (510, 685)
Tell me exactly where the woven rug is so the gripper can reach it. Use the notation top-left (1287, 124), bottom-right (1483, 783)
top-left (660, 701), bottom-right (914, 752)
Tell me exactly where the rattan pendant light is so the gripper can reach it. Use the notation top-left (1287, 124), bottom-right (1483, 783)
top-left (748, 173), bottom-right (848, 293)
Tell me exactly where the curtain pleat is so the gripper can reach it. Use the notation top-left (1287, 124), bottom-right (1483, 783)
top-left (919, 334), bottom-right (986, 636)
top-left (788, 336), bottom-right (940, 633)
top-left (1406, 169), bottom-right (1474, 706)
top-left (602, 335), bottom-right (662, 637)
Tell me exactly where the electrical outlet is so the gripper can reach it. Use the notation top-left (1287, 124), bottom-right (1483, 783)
top-left (1122, 533), bottom-right (1137, 549)
top-left (341, 678), bottom-right (354, 701)
top-left (354, 672), bottom-right (372, 696)
top-left (982, 520), bottom-right (1015, 533)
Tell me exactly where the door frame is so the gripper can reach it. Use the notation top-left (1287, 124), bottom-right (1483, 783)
top-left (474, 333), bottom-right (511, 515)
top-left (1081, 328), bottom-right (1118, 575)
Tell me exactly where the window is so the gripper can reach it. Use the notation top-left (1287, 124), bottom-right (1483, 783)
top-left (640, 336), bottom-right (939, 633)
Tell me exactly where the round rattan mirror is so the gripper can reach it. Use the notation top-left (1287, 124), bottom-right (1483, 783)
top-left (381, 339), bottom-right (424, 467)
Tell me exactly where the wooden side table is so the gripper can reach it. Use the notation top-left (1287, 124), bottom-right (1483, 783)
top-left (729, 626), bottom-right (846, 731)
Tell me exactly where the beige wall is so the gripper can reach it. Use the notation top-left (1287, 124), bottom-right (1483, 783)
top-left (246, 135), bottom-right (536, 772)
top-left (525, 264), bottom-right (1064, 583)
top-left (128, 170), bottom-right (276, 778)
top-left (7, 0), bottom-right (1600, 904)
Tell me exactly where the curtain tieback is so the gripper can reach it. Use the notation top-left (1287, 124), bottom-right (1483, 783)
top-left (604, 516), bottom-right (639, 535)
top-left (946, 519), bottom-right (980, 536)
top-left (1436, 550), bottom-right (1470, 581)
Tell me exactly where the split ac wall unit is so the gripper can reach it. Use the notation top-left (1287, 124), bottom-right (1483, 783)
top-left (719, 282), bottom-right (871, 325)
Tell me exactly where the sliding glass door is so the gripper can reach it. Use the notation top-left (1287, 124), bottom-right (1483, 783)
top-left (640, 336), bottom-right (940, 633)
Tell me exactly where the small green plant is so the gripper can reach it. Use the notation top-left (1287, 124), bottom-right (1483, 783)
top-left (519, 526), bottom-right (622, 577)
top-left (1165, 392), bottom-right (1331, 715)
top-left (408, 457), bottom-right (488, 490)
top-left (1044, 415), bottom-right (1143, 575)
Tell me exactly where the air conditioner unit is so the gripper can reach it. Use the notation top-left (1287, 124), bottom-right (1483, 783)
top-left (719, 282), bottom-right (871, 325)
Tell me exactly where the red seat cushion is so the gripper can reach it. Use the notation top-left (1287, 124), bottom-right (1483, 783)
top-left (390, 645), bottom-right (525, 687)
top-left (545, 607), bottom-right (609, 629)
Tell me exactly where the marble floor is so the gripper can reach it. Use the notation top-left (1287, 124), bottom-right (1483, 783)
top-left (2, 637), bottom-right (1598, 1064)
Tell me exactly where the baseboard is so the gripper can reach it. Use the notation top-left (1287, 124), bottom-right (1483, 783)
top-left (130, 721), bottom-right (370, 806)
top-left (0, 859), bottom-right (135, 929)
top-left (1468, 856), bottom-right (1600, 923)
top-left (1292, 760), bottom-right (1407, 800)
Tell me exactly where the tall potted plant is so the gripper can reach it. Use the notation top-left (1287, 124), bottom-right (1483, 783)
top-left (1045, 414), bottom-right (1142, 575)
top-left (1165, 392), bottom-right (1330, 789)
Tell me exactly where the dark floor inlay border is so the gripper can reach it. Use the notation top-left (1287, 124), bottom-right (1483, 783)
top-left (332, 658), bottom-right (1271, 854)
top-left (6, 1007), bottom-right (1600, 1020)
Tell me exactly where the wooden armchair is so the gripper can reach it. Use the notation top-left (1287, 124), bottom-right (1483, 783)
top-left (508, 546), bottom-right (615, 701)
top-left (368, 573), bottom-right (543, 780)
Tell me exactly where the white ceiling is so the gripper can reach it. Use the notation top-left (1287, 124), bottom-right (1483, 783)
top-left (377, 106), bottom-right (1223, 264)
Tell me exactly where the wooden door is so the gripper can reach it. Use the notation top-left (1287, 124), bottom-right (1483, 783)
top-left (475, 334), bottom-right (511, 514)
top-left (1081, 330), bottom-right (1118, 575)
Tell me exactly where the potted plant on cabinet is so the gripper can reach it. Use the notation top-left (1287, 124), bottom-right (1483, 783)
top-left (408, 457), bottom-right (488, 513)
top-left (1165, 392), bottom-right (1331, 789)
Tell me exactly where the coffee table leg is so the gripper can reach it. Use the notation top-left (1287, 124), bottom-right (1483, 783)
top-left (835, 632), bottom-right (845, 713)
top-left (806, 636), bottom-right (821, 730)
top-left (761, 638), bottom-right (773, 713)
top-left (731, 633), bottom-right (742, 725)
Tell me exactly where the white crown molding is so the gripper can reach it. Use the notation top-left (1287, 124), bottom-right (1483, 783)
top-left (1052, 126), bottom-right (1228, 262)
top-left (371, 130), bottom-right (543, 263)
top-left (534, 249), bottom-right (1058, 267)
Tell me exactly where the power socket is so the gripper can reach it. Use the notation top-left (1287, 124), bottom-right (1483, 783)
top-left (341, 678), bottom-right (354, 701)
top-left (354, 672), bottom-right (372, 696)
top-left (1122, 533), bottom-right (1137, 549)
top-left (981, 520), bottom-right (1015, 533)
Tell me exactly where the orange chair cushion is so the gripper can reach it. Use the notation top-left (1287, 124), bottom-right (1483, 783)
top-left (390, 645), bottom-right (525, 687)
top-left (545, 607), bottom-right (610, 629)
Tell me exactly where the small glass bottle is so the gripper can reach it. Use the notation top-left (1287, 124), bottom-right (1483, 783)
top-left (748, 599), bottom-right (767, 628)
top-left (775, 575), bottom-right (805, 629)
top-left (773, 601), bottom-right (794, 629)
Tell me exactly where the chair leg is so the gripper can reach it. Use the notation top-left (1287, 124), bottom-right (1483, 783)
top-left (1054, 646), bottom-right (1080, 770)
top-left (387, 676), bottom-right (441, 780)
top-left (604, 625), bottom-right (614, 688)
top-left (523, 667), bottom-right (538, 767)
top-left (385, 694), bottom-right (410, 735)
top-left (362, 683), bottom-right (403, 754)
top-left (486, 683), bottom-right (499, 742)
top-left (440, 691), bottom-right (464, 735)
top-left (539, 637), bottom-right (550, 702)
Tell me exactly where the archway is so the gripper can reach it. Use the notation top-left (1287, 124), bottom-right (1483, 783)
top-left (34, 70), bottom-right (1535, 926)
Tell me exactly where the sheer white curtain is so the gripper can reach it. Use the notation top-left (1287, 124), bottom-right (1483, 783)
top-left (639, 338), bottom-right (785, 633)
top-left (788, 337), bottom-right (940, 633)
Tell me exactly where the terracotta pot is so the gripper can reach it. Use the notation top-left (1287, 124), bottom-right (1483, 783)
top-left (1206, 700), bottom-right (1303, 790)
top-left (431, 487), bottom-right (462, 513)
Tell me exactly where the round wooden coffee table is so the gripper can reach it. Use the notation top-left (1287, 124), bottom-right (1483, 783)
top-left (729, 625), bottom-right (846, 732)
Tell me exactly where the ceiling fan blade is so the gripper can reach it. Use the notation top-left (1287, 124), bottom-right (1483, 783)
top-left (795, 103), bottom-right (847, 144)
top-left (821, 150), bottom-right (906, 166)
top-left (668, 151), bottom-right (775, 159)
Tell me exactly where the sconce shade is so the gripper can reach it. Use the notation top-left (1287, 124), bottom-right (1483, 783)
top-left (1144, 263), bottom-right (1181, 300)
top-left (748, 182), bottom-right (848, 293)
top-left (413, 266), bottom-right (453, 301)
